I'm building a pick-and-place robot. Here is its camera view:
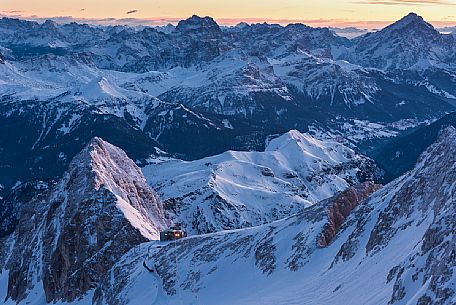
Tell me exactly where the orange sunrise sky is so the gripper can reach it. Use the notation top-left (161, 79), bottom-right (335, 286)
top-left (1, 0), bottom-right (455, 29)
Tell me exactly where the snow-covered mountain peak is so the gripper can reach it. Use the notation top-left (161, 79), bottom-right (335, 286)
top-left (76, 76), bottom-right (125, 100)
top-left (394, 12), bottom-right (424, 26)
top-left (266, 129), bottom-right (327, 148)
top-left (266, 129), bottom-right (352, 163)
top-left (344, 12), bottom-right (455, 70)
top-left (176, 15), bottom-right (221, 36)
top-left (0, 139), bottom-right (168, 303)
top-left (84, 137), bottom-right (132, 173)
top-left (71, 136), bottom-right (128, 174)
top-left (362, 12), bottom-right (439, 45)
top-left (74, 136), bottom-right (138, 180)
top-left (60, 137), bottom-right (168, 240)
top-left (143, 130), bottom-right (379, 234)
top-left (155, 23), bottom-right (176, 33)
top-left (41, 19), bottom-right (58, 29)
top-left (386, 12), bottom-right (436, 35)
top-left (235, 22), bottom-right (250, 29)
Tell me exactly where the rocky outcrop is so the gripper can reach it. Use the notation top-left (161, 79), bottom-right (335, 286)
top-left (374, 127), bottom-right (456, 304)
top-left (317, 181), bottom-right (382, 247)
top-left (175, 15), bottom-right (222, 38)
top-left (0, 138), bottom-right (167, 303)
top-left (333, 126), bottom-right (456, 304)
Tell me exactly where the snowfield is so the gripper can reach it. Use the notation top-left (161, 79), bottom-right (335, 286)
top-left (142, 130), bottom-right (379, 234)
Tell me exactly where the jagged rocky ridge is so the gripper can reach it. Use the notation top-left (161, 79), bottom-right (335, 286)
top-left (0, 138), bottom-right (168, 303)
top-left (143, 130), bottom-right (381, 234)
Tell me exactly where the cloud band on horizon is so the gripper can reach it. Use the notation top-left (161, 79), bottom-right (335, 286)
top-left (0, 11), bottom-right (455, 30)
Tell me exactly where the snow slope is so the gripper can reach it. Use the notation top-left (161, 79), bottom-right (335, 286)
top-left (142, 130), bottom-right (380, 234)
top-left (104, 126), bottom-right (456, 305)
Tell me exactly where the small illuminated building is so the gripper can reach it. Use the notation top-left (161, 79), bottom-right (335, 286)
top-left (160, 225), bottom-right (187, 241)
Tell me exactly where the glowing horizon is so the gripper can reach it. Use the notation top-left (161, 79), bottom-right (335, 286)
top-left (1, 0), bottom-right (455, 29)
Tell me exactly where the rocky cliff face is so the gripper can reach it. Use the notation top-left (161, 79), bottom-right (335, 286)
top-left (0, 138), bottom-right (167, 303)
top-left (317, 181), bottom-right (382, 248)
top-left (347, 126), bottom-right (456, 304)
top-left (175, 15), bottom-right (222, 38)
top-left (331, 126), bottom-right (456, 304)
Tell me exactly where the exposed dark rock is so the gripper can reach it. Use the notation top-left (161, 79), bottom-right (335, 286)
top-left (317, 181), bottom-right (382, 248)
top-left (255, 227), bottom-right (277, 275)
